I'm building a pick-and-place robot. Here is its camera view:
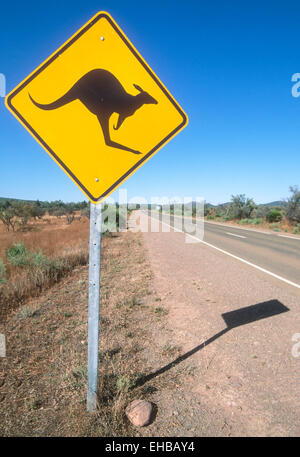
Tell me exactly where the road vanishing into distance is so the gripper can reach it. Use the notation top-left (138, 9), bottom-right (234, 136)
top-left (145, 211), bottom-right (300, 288)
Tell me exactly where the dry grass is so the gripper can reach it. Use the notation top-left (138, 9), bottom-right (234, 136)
top-left (0, 216), bottom-right (90, 321)
top-left (0, 215), bottom-right (89, 269)
top-left (0, 243), bottom-right (89, 321)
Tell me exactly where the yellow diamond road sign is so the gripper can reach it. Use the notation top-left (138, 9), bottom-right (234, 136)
top-left (5, 12), bottom-right (188, 203)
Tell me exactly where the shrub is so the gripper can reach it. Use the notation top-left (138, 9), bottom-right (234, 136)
top-left (241, 218), bottom-right (251, 224)
top-left (6, 243), bottom-right (31, 267)
top-left (226, 194), bottom-right (256, 220)
top-left (0, 258), bottom-right (6, 284)
top-left (116, 375), bottom-right (135, 392)
top-left (252, 206), bottom-right (269, 219)
top-left (102, 205), bottom-right (127, 234)
top-left (31, 251), bottom-right (51, 269)
top-left (240, 218), bottom-right (262, 225)
top-left (266, 209), bottom-right (282, 223)
top-left (6, 243), bottom-right (50, 269)
top-left (17, 306), bottom-right (37, 319)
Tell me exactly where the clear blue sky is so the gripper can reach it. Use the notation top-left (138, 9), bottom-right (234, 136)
top-left (1, 0), bottom-right (300, 205)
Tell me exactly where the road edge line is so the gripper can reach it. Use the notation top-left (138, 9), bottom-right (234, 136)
top-left (146, 213), bottom-right (300, 290)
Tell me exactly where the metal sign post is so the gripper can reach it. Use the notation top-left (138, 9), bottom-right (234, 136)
top-left (87, 202), bottom-right (102, 412)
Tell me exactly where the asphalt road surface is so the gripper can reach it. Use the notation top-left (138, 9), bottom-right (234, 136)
top-left (145, 211), bottom-right (300, 288)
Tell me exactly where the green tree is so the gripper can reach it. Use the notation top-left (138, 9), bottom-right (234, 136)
top-left (0, 205), bottom-right (15, 231)
top-left (30, 203), bottom-right (46, 220)
top-left (65, 205), bottom-right (76, 225)
top-left (12, 202), bottom-right (34, 228)
top-left (286, 186), bottom-right (300, 223)
top-left (226, 194), bottom-right (256, 220)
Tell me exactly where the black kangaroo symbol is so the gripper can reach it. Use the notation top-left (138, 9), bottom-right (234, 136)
top-left (29, 69), bottom-right (158, 155)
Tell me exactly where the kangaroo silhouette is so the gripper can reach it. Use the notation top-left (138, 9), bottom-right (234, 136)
top-left (29, 69), bottom-right (158, 155)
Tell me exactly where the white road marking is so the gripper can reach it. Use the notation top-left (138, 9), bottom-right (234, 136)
top-left (278, 234), bottom-right (300, 240)
top-left (146, 213), bottom-right (300, 290)
top-left (203, 219), bottom-right (271, 235)
top-left (226, 232), bottom-right (246, 239)
top-left (150, 210), bottom-right (272, 235)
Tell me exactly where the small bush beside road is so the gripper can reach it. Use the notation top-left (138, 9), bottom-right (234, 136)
top-left (266, 209), bottom-right (283, 223)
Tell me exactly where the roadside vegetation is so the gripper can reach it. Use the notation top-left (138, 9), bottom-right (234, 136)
top-left (0, 198), bottom-right (130, 321)
top-left (158, 186), bottom-right (300, 234)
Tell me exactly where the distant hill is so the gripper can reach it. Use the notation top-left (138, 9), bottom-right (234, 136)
top-left (263, 201), bottom-right (287, 208)
top-left (0, 197), bottom-right (36, 205)
top-left (185, 200), bottom-right (287, 208)
top-left (204, 201), bottom-right (286, 208)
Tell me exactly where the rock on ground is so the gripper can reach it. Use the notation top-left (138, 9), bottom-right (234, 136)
top-left (126, 400), bottom-right (153, 427)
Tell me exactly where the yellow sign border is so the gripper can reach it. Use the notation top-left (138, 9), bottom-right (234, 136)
top-left (5, 12), bottom-right (188, 203)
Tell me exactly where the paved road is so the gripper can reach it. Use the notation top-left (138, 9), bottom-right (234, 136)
top-left (145, 211), bottom-right (300, 287)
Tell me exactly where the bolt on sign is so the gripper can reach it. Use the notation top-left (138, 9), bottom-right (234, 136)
top-left (5, 12), bottom-right (188, 203)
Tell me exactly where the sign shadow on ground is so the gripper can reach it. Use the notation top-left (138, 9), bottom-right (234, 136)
top-left (135, 299), bottom-right (289, 387)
